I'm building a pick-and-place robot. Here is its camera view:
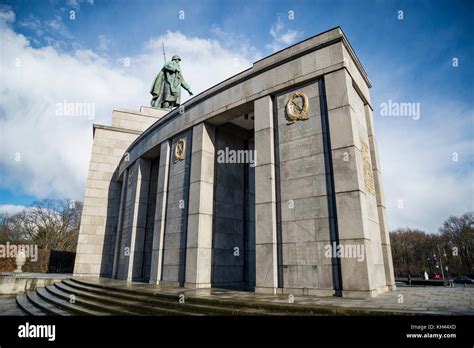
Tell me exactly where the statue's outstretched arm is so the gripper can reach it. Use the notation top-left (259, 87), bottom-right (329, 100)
top-left (181, 79), bottom-right (193, 95)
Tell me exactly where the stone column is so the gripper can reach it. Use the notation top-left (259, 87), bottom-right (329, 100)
top-left (254, 96), bottom-right (279, 293)
top-left (149, 141), bottom-right (171, 284)
top-left (184, 123), bottom-right (215, 288)
top-left (112, 168), bottom-right (128, 278)
top-left (325, 68), bottom-right (380, 297)
top-left (126, 159), bottom-right (151, 282)
top-left (364, 104), bottom-right (396, 290)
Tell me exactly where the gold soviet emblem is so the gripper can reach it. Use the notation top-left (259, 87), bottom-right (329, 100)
top-left (175, 138), bottom-right (186, 161)
top-left (286, 92), bottom-right (309, 123)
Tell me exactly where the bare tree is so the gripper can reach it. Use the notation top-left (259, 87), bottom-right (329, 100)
top-left (0, 211), bottom-right (26, 243)
top-left (0, 212), bottom-right (11, 244)
top-left (439, 212), bottom-right (473, 275)
top-left (390, 228), bottom-right (434, 276)
top-left (14, 199), bottom-right (82, 251)
top-left (390, 212), bottom-right (474, 277)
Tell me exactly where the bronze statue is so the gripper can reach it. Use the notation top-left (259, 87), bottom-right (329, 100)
top-left (150, 55), bottom-right (193, 109)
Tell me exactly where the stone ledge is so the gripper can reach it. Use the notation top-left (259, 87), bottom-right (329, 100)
top-left (113, 108), bottom-right (168, 119)
top-left (0, 273), bottom-right (70, 295)
top-left (93, 124), bottom-right (141, 136)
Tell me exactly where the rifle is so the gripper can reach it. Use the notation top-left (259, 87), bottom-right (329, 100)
top-left (162, 42), bottom-right (167, 64)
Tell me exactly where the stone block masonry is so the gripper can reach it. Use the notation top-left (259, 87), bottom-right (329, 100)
top-left (74, 109), bottom-right (167, 277)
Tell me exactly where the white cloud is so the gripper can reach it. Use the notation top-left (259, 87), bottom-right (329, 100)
top-left (138, 31), bottom-right (255, 95)
top-left (212, 27), bottom-right (261, 61)
top-left (377, 103), bottom-right (474, 232)
top-left (16, 12), bottom-right (77, 52)
top-left (0, 5), bottom-right (14, 22)
top-left (266, 17), bottom-right (303, 52)
top-left (0, 10), bottom-right (256, 202)
top-left (18, 16), bottom-right (43, 37)
top-left (0, 204), bottom-right (26, 215)
top-left (368, 51), bottom-right (474, 232)
top-left (97, 34), bottom-right (111, 51)
top-left (67, 0), bottom-right (94, 10)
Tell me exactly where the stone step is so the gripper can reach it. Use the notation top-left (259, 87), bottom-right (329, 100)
top-left (15, 277), bottom-right (342, 316)
top-left (70, 277), bottom-right (175, 297)
top-left (37, 287), bottom-right (114, 316)
top-left (68, 278), bottom-right (258, 314)
top-left (55, 282), bottom-right (199, 316)
top-left (70, 278), bottom-right (324, 315)
top-left (61, 280), bottom-right (200, 315)
top-left (70, 277), bottom-right (227, 304)
top-left (26, 291), bottom-right (72, 316)
top-left (62, 279), bottom-right (274, 316)
top-left (16, 294), bottom-right (48, 316)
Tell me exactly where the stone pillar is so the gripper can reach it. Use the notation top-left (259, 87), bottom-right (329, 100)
top-left (149, 141), bottom-right (171, 284)
top-left (325, 68), bottom-right (382, 297)
top-left (254, 96), bottom-right (279, 293)
top-left (126, 159), bottom-right (151, 282)
top-left (364, 104), bottom-right (396, 290)
top-left (161, 131), bottom-right (193, 286)
top-left (112, 168), bottom-right (128, 278)
top-left (184, 123), bottom-right (215, 288)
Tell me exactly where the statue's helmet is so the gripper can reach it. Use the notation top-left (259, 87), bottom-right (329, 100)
top-left (171, 55), bottom-right (181, 61)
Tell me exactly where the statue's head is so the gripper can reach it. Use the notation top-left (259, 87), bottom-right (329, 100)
top-left (171, 55), bottom-right (181, 62)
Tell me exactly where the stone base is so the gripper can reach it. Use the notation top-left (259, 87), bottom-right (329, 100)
top-left (375, 285), bottom-right (390, 294)
top-left (152, 280), bottom-right (181, 287)
top-left (342, 289), bottom-right (379, 298)
top-left (73, 273), bottom-right (89, 278)
top-left (255, 286), bottom-right (278, 294)
top-left (139, 106), bottom-right (171, 117)
top-left (256, 286), bottom-right (392, 298)
top-left (341, 284), bottom-right (393, 298)
top-left (280, 287), bottom-right (335, 297)
top-left (184, 282), bottom-right (211, 289)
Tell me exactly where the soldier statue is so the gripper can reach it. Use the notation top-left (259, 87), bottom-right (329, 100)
top-left (150, 55), bottom-right (193, 109)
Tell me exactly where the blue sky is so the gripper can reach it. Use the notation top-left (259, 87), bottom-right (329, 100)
top-left (0, 0), bottom-right (472, 232)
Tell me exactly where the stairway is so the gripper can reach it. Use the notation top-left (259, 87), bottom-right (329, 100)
top-left (16, 278), bottom-right (309, 316)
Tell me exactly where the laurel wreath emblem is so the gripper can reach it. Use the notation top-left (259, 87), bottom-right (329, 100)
top-left (286, 92), bottom-right (309, 123)
top-left (175, 138), bottom-right (186, 161)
